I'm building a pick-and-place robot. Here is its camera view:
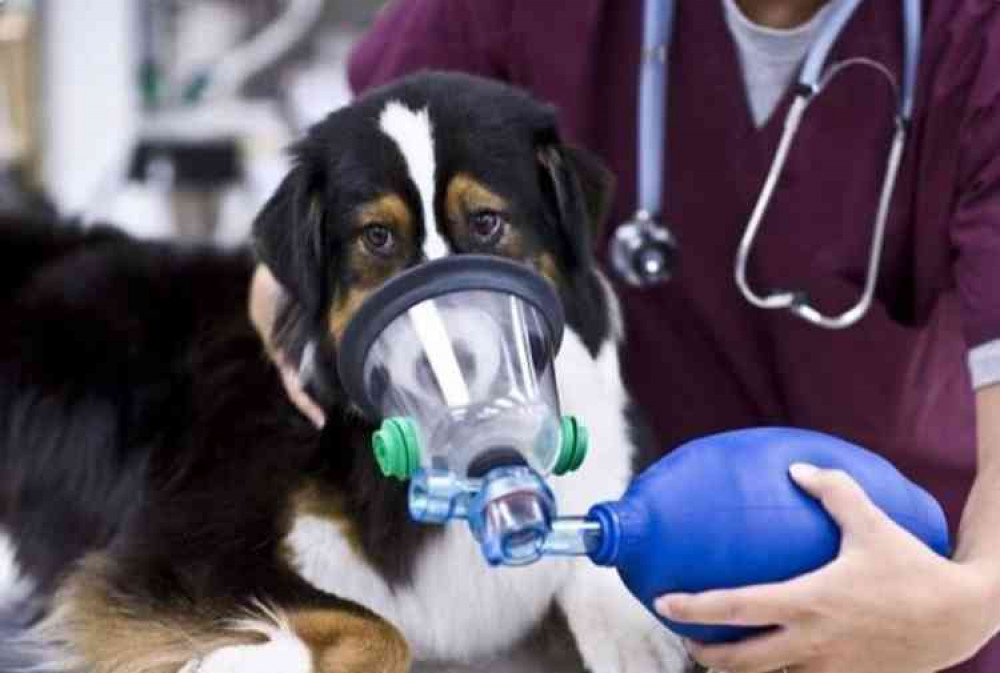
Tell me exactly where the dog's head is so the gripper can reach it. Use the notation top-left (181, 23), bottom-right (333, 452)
top-left (252, 71), bottom-right (616, 418)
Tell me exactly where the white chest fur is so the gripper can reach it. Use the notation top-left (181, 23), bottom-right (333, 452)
top-left (287, 516), bottom-right (569, 661)
top-left (285, 329), bottom-right (636, 662)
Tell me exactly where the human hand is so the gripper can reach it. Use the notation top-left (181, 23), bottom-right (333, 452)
top-left (655, 464), bottom-right (999, 673)
top-left (249, 265), bottom-right (326, 429)
top-left (274, 349), bottom-right (326, 429)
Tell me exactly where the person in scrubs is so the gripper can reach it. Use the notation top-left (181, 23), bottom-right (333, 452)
top-left (347, 1), bottom-right (1000, 671)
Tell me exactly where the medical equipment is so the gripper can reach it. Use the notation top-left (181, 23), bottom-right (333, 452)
top-left (337, 260), bottom-right (949, 641)
top-left (583, 427), bottom-right (949, 642)
top-left (337, 255), bottom-right (589, 566)
top-left (609, 0), bottom-right (922, 329)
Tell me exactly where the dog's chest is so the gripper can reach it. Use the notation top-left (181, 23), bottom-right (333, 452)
top-left (286, 516), bottom-right (570, 661)
top-left (284, 330), bottom-right (636, 661)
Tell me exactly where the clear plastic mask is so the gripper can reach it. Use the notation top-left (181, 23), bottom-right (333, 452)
top-left (338, 256), bottom-right (567, 479)
top-left (361, 290), bottom-right (562, 476)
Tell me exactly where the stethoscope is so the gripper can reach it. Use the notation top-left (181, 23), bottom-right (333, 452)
top-left (609, 0), bottom-right (922, 329)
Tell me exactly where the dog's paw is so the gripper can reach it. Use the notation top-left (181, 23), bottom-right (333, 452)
top-left (181, 634), bottom-right (313, 673)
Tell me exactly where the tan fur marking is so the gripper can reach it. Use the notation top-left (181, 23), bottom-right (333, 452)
top-left (327, 287), bottom-right (372, 343)
top-left (287, 482), bottom-right (365, 557)
top-left (349, 249), bottom-right (393, 287)
top-left (356, 193), bottom-right (414, 240)
top-left (535, 252), bottom-right (562, 287)
top-left (445, 173), bottom-right (509, 224)
top-left (290, 610), bottom-right (410, 673)
top-left (503, 229), bottom-right (529, 260)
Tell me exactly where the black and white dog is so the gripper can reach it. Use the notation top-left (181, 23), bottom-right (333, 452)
top-left (0, 72), bottom-right (687, 673)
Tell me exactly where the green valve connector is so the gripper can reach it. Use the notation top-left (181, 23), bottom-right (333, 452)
top-left (553, 415), bottom-right (589, 476)
top-left (372, 417), bottom-right (421, 480)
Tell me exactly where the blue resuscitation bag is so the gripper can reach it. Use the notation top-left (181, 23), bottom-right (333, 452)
top-left (586, 427), bottom-right (952, 643)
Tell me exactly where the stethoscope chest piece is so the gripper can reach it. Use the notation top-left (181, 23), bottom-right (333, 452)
top-left (610, 211), bottom-right (678, 287)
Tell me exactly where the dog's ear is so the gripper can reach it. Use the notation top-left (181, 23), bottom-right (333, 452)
top-left (537, 142), bottom-right (615, 271)
top-left (252, 161), bottom-right (329, 319)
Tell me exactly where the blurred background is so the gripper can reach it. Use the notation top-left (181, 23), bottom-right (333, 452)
top-left (0, 0), bottom-right (387, 242)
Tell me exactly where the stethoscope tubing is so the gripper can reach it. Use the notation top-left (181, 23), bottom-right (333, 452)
top-left (628, 0), bottom-right (922, 329)
top-left (637, 0), bottom-right (675, 218)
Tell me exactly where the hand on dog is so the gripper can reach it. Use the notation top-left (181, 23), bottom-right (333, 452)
top-left (249, 266), bottom-right (326, 429)
top-left (275, 351), bottom-right (326, 429)
top-left (655, 464), bottom-right (998, 673)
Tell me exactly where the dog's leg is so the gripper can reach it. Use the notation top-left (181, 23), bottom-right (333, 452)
top-left (553, 335), bottom-right (689, 673)
top-left (176, 611), bottom-right (310, 673)
top-left (557, 560), bottom-right (688, 673)
top-left (288, 608), bottom-right (409, 673)
top-left (24, 554), bottom-right (410, 673)
top-left (184, 606), bottom-right (409, 673)
top-left (22, 560), bottom-right (256, 673)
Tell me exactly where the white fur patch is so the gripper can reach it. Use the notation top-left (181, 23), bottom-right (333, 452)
top-left (378, 101), bottom-right (449, 260)
top-left (550, 329), bottom-right (634, 510)
top-left (0, 530), bottom-right (33, 609)
top-left (190, 613), bottom-right (313, 673)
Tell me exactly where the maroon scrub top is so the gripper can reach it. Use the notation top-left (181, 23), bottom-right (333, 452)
top-left (350, 3), bottom-right (1000, 669)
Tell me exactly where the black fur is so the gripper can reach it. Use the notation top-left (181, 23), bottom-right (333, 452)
top-left (0, 72), bottom-right (620, 666)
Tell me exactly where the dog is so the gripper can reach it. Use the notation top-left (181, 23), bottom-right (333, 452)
top-left (0, 72), bottom-right (688, 673)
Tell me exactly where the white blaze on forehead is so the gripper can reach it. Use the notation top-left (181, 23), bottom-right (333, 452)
top-left (378, 101), bottom-right (449, 260)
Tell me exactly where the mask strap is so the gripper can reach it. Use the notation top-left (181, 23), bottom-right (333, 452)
top-left (408, 302), bottom-right (472, 407)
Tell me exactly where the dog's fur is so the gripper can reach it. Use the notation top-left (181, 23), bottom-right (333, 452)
top-left (0, 73), bottom-right (687, 673)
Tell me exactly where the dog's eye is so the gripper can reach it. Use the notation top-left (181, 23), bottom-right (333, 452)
top-left (362, 224), bottom-right (396, 255)
top-left (468, 210), bottom-right (507, 245)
